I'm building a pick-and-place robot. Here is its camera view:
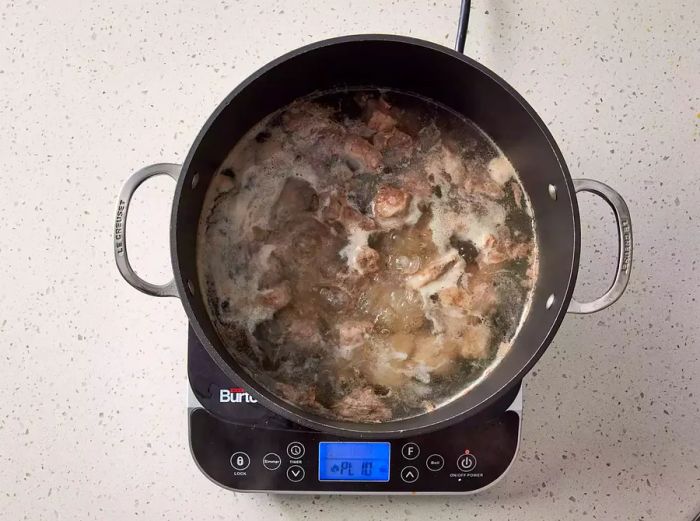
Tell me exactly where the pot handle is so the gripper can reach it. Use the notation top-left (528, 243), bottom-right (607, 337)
top-left (114, 163), bottom-right (181, 298)
top-left (568, 179), bottom-right (632, 314)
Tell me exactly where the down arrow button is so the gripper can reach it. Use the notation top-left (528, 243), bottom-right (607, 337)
top-left (286, 465), bottom-right (305, 482)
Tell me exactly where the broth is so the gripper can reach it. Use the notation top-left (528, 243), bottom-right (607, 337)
top-left (197, 89), bottom-right (538, 422)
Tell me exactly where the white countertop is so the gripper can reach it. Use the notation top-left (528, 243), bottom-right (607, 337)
top-left (1, 0), bottom-right (698, 519)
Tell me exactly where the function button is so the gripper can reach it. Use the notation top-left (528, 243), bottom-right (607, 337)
top-left (286, 465), bottom-right (305, 482)
top-left (262, 452), bottom-right (281, 471)
top-left (230, 451), bottom-right (250, 471)
top-left (457, 453), bottom-right (477, 472)
top-left (401, 442), bottom-right (420, 460)
top-left (425, 454), bottom-right (445, 471)
top-left (400, 466), bottom-right (419, 483)
top-left (287, 441), bottom-right (305, 458)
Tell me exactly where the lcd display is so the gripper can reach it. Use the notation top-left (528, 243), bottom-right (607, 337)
top-left (318, 442), bottom-right (390, 482)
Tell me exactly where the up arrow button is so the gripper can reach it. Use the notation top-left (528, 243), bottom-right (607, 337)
top-left (400, 466), bottom-right (419, 483)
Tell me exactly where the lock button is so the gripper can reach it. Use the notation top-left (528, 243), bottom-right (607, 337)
top-left (230, 451), bottom-right (251, 471)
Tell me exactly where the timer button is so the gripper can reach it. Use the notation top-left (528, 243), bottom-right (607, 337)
top-left (400, 466), bottom-right (419, 483)
top-left (426, 454), bottom-right (444, 471)
top-left (230, 451), bottom-right (250, 471)
top-left (401, 442), bottom-right (420, 460)
top-left (457, 453), bottom-right (477, 472)
top-left (287, 442), bottom-right (305, 458)
top-left (286, 465), bottom-right (305, 482)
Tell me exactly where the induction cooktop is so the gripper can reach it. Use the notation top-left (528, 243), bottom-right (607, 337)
top-left (187, 327), bottom-right (522, 494)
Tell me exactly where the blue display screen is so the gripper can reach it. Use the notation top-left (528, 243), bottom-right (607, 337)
top-left (318, 442), bottom-right (391, 482)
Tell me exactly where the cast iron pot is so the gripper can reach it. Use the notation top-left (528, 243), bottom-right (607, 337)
top-left (114, 34), bottom-right (632, 438)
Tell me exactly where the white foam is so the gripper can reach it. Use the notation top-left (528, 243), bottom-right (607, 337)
top-left (487, 155), bottom-right (516, 185)
top-left (339, 228), bottom-right (372, 272)
top-left (428, 197), bottom-right (506, 253)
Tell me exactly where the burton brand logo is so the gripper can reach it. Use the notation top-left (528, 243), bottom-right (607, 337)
top-left (219, 387), bottom-right (258, 404)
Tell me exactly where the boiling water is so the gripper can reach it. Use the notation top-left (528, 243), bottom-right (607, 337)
top-left (197, 89), bottom-right (538, 422)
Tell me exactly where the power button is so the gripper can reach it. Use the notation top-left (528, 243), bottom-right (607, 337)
top-left (457, 453), bottom-right (477, 472)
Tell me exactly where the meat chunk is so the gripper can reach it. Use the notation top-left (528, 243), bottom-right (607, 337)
top-left (362, 95), bottom-right (393, 118)
top-left (461, 270), bottom-right (499, 317)
top-left (271, 214), bottom-right (346, 270)
top-left (406, 251), bottom-right (459, 289)
top-left (459, 323), bottom-right (491, 359)
top-left (282, 101), bottom-right (342, 139)
top-left (342, 239), bottom-right (379, 277)
top-left (360, 333), bottom-right (415, 388)
top-left (355, 245), bottom-right (380, 274)
top-left (430, 269), bottom-right (498, 322)
top-left (319, 192), bottom-right (345, 222)
top-left (271, 178), bottom-right (318, 224)
top-left (343, 119), bottom-right (375, 139)
top-left (400, 168), bottom-right (433, 199)
top-left (337, 321), bottom-right (371, 357)
top-left (478, 227), bottom-right (531, 265)
top-left (321, 193), bottom-right (377, 231)
top-left (462, 171), bottom-right (505, 200)
top-left (372, 128), bottom-right (413, 150)
top-left (276, 382), bottom-right (317, 409)
top-left (257, 282), bottom-right (291, 312)
top-left (411, 335), bottom-right (459, 376)
top-left (281, 102), bottom-right (346, 167)
top-left (417, 123), bottom-right (441, 151)
top-left (472, 281), bottom-right (499, 316)
top-left (437, 286), bottom-right (472, 311)
top-left (343, 135), bottom-right (382, 171)
top-left (366, 357), bottom-right (407, 388)
top-left (341, 205), bottom-right (377, 231)
top-left (336, 207), bottom-right (375, 231)
top-left (373, 185), bottom-right (412, 218)
top-left (372, 217), bottom-right (437, 273)
top-left (256, 246), bottom-right (284, 290)
top-left (373, 128), bottom-right (413, 167)
top-left (422, 145), bottom-right (467, 185)
top-left (367, 110), bottom-right (396, 132)
top-left (441, 146), bottom-right (467, 185)
top-left (331, 387), bottom-right (391, 422)
top-left (387, 128), bottom-right (412, 148)
top-left (511, 182), bottom-right (524, 209)
top-left (372, 130), bottom-right (391, 149)
top-left (286, 317), bottom-right (323, 348)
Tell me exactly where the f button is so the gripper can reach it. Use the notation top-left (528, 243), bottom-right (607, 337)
top-left (401, 442), bottom-right (420, 460)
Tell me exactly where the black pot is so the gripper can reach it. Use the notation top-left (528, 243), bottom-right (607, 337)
top-left (114, 35), bottom-right (632, 438)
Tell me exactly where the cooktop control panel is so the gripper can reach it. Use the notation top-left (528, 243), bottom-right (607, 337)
top-left (187, 327), bottom-right (521, 494)
top-left (189, 407), bottom-right (519, 493)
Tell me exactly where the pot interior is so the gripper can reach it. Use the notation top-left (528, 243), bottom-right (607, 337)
top-left (173, 35), bottom-right (579, 437)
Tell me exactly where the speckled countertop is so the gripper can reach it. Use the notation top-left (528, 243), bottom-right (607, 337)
top-left (1, 0), bottom-right (698, 519)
